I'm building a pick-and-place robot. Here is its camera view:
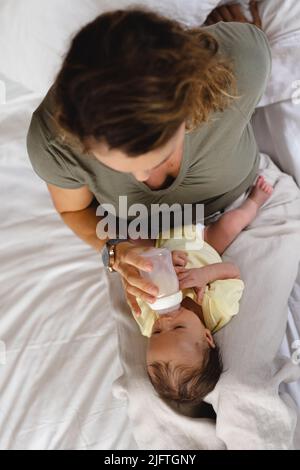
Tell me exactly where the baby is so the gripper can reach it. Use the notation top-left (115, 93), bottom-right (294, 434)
top-left (131, 175), bottom-right (273, 406)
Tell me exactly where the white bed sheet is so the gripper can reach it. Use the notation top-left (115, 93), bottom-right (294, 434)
top-left (252, 102), bottom-right (300, 447)
top-left (0, 81), bottom-right (138, 449)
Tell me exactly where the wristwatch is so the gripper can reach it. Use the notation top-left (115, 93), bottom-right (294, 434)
top-left (102, 239), bottom-right (128, 273)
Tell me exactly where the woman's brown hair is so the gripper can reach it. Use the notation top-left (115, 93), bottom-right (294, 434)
top-left (53, 5), bottom-right (238, 157)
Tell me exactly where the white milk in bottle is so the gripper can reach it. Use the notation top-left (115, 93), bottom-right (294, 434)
top-left (140, 248), bottom-right (182, 315)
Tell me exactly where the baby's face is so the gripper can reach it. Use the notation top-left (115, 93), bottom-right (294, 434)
top-left (146, 305), bottom-right (215, 369)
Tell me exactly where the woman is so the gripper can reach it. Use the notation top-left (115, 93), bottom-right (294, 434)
top-left (26, 3), bottom-right (269, 314)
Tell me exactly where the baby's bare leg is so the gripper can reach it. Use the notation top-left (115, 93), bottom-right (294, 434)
top-left (204, 176), bottom-right (273, 255)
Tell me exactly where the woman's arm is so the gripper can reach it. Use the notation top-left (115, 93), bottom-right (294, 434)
top-left (47, 184), bottom-right (105, 251)
top-left (48, 184), bottom-right (159, 315)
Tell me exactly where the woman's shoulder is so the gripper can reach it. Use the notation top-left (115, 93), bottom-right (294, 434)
top-left (205, 22), bottom-right (272, 118)
top-left (26, 85), bottom-right (85, 189)
top-left (208, 21), bottom-right (271, 62)
top-left (27, 84), bottom-right (62, 154)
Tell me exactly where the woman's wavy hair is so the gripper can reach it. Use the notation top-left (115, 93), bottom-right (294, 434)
top-left (53, 5), bottom-right (238, 157)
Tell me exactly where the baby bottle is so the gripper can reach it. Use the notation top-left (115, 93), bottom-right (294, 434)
top-left (139, 248), bottom-right (182, 315)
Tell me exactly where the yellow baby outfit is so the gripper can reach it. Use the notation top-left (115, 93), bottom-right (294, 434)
top-left (133, 225), bottom-right (244, 337)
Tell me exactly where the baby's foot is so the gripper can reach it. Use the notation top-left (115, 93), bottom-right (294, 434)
top-left (248, 175), bottom-right (273, 208)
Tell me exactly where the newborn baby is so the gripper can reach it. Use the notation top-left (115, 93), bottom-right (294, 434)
top-left (131, 175), bottom-right (273, 406)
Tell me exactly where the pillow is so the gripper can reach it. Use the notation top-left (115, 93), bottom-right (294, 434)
top-left (0, 0), bottom-right (220, 95)
top-left (252, 100), bottom-right (300, 186)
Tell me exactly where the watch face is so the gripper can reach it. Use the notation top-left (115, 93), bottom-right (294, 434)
top-left (102, 244), bottom-right (110, 268)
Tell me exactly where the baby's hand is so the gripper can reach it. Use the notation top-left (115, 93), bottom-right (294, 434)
top-left (176, 267), bottom-right (207, 303)
top-left (177, 267), bottom-right (207, 290)
top-left (172, 250), bottom-right (188, 270)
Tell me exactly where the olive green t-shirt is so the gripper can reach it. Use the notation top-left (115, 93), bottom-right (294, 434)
top-left (26, 22), bottom-right (271, 220)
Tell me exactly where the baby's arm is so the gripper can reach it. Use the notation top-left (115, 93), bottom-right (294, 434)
top-left (200, 263), bottom-right (241, 283)
top-left (177, 262), bottom-right (241, 290)
top-left (172, 251), bottom-right (241, 303)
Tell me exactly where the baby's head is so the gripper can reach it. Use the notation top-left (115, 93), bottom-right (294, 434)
top-left (146, 302), bottom-right (222, 406)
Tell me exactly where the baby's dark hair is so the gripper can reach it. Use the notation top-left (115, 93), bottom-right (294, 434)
top-left (147, 344), bottom-right (222, 406)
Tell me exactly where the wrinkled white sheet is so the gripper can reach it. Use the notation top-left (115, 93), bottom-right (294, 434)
top-left (253, 101), bottom-right (300, 186)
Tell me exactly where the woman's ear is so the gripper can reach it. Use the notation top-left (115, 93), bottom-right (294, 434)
top-left (205, 329), bottom-right (216, 349)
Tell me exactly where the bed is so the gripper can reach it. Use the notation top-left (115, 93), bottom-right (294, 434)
top-left (0, 0), bottom-right (299, 450)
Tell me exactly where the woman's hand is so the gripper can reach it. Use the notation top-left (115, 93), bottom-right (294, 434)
top-left (205, 1), bottom-right (262, 30)
top-left (113, 241), bottom-right (159, 316)
top-left (172, 252), bottom-right (205, 303)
